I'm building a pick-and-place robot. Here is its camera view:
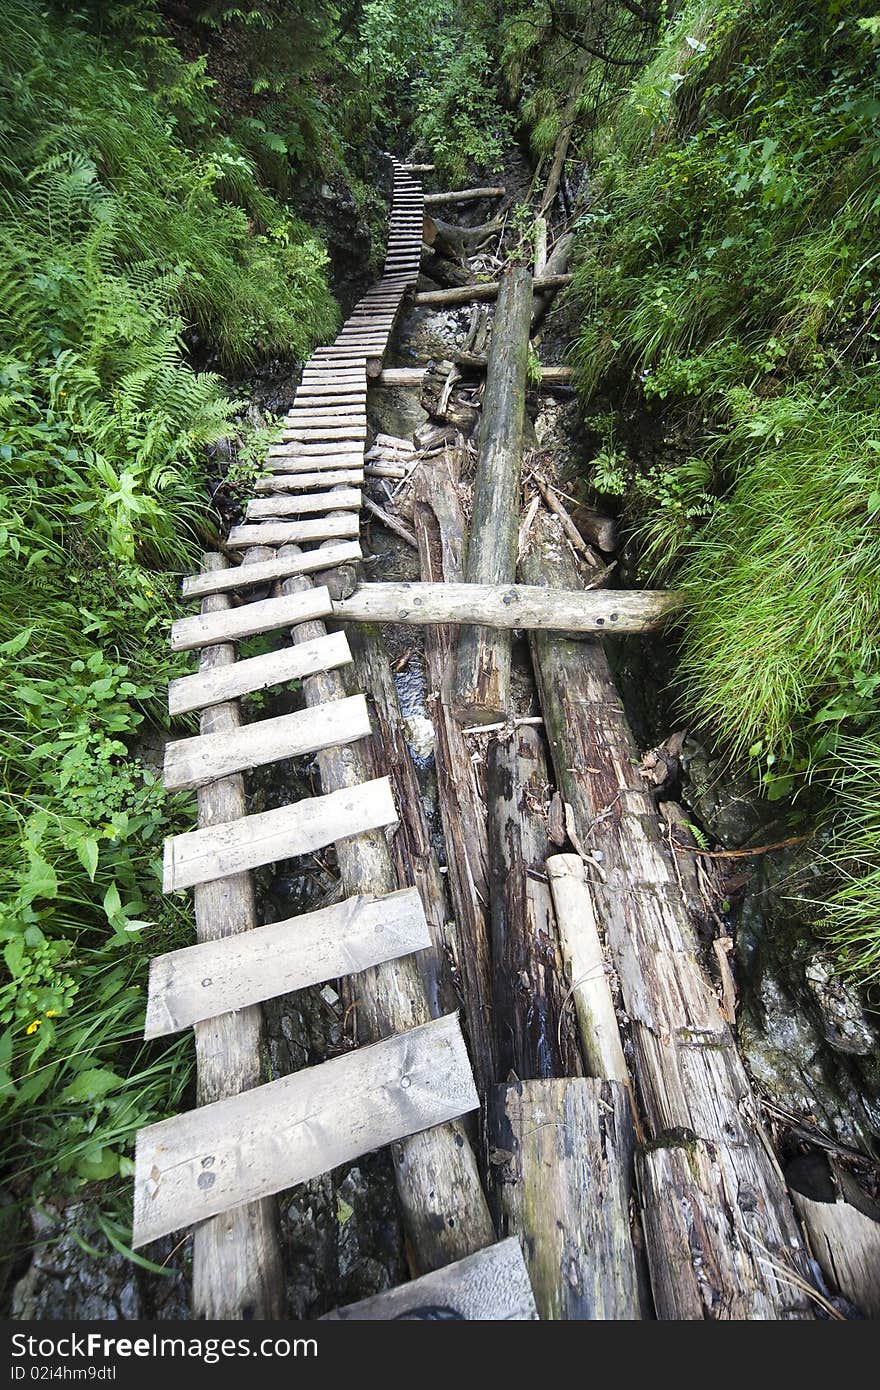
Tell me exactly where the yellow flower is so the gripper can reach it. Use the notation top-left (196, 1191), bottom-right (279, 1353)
top-left (46, 1010), bottom-right (60, 1018)
top-left (26, 1020), bottom-right (41, 1035)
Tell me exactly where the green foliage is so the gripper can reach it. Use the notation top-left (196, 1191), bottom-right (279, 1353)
top-left (412, 29), bottom-right (515, 184)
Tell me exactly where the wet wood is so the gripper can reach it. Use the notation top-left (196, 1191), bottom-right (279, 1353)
top-left (322, 1238), bottom-right (537, 1321)
top-left (788, 1155), bottom-right (880, 1317)
top-left (145, 888), bottom-right (430, 1039)
top-left (333, 581), bottom-right (680, 632)
top-left (186, 552), bottom-right (283, 1320)
top-left (454, 265), bottom-right (540, 723)
top-left (375, 367), bottom-right (427, 387)
top-left (486, 726), bottom-right (583, 1080)
top-left (519, 509), bottom-right (813, 1319)
top-left (134, 1014), bottom-right (478, 1247)
top-left (489, 1079), bottom-right (646, 1320)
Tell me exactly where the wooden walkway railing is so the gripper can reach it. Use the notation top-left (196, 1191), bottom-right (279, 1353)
top-left (133, 161), bottom-right (532, 1320)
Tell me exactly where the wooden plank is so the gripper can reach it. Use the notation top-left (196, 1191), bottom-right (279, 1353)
top-left (244, 488), bottom-right (361, 520)
top-left (376, 368), bottom-right (426, 387)
top-left (163, 693), bottom-right (371, 793)
top-left (227, 515), bottom-right (360, 548)
top-left (163, 775), bottom-right (398, 893)
top-left (169, 631), bottom-right (352, 716)
top-left (279, 426), bottom-right (367, 442)
top-left (145, 887), bottom-right (430, 1039)
top-left (286, 407), bottom-right (366, 423)
top-left (489, 1079), bottom-right (646, 1320)
top-left (181, 543), bottom-right (361, 599)
top-left (332, 581), bottom-right (682, 633)
top-left (322, 1239), bottom-right (537, 1321)
top-left (171, 586), bottom-right (332, 653)
top-left (253, 469), bottom-right (363, 493)
top-left (264, 450), bottom-right (364, 471)
top-left (132, 1013), bottom-right (478, 1246)
top-left (267, 441), bottom-right (365, 458)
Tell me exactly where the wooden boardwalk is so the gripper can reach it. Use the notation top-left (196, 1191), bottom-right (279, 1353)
top-left (133, 161), bottom-right (520, 1320)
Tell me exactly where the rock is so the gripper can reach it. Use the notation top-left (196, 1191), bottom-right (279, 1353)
top-left (804, 954), bottom-right (877, 1056)
top-left (403, 713), bottom-right (435, 763)
top-left (679, 736), bottom-right (771, 848)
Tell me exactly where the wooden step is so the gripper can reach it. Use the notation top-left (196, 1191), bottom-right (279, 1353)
top-left (287, 405), bottom-right (365, 420)
top-left (181, 543), bottom-right (361, 600)
top-left (145, 887), bottom-right (429, 1039)
top-left (163, 774), bottom-right (398, 892)
top-left (227, 514), bottom-right (360, 548)
top-left (279, 426), bottom-right (367, 443)
top-left (322, 1238), bottom-right (538, 1321)
top-left (253, 469), bottom-right (363, 494)
top-left (171, 586), bottom-right (332, 653)
top-left (263, 451), bottom-right (364, 473)
top-left (169, 630), bottom-right (352, 716)
top-left (164, 693), bottom-right (371, 793)
top-left (245, 489), bottom-right (361, 521)
top-left (133, 1012), bottom-right (477, 1247)
top-left (294, 392), bottom-right (367, 405)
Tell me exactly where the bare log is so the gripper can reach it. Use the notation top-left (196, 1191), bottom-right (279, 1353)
top-left (489, 1078), bottom-right (647, 1319)
top-left (487, 728), bottom-right (583, 1079)
top-left (189, 551), bottom-right (283, 1321)
top-left (374, 367), bottom-right (426, 387)
top-left (423, 214), bottom-right (503, 262)
top-left (423, 187), bottom-right (505, 207)
top-left (532, 235), bottom-right (574, 334)
top-left (518, 510), bottom-right (813, 1319)
top-left (277, 547), bottom-right (497, 1273)
top-left (414, 274), bottom-right (572, 308)
top-left (787, 1154), bottom-right (880, 1318)
top-left (533, 475), bottom-right (603, 566)
top-left (412, 455), bottom-right (497, 1095)
top-left (419, 248), bottom-right (473, 288)
top-left (545, 854), bottom-right (629, 1087)
top-left (332, 581), bottom-right (680, 633)
top-left (454, 265), bottom-right (533, 723)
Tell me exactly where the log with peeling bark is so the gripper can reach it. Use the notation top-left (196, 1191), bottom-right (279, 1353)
top-left (332, 582), bottom-right (680, 632)
top-left (518, 509), bottom-right (813, 1320)
top-left (411, 455), bottom-right (497, 1095)
top-left (787, 1154), bottom-right (880, 1318)
top-left (423, 187), bottom-right (505, 207)
top-left (189, 551), bottom-right (284, 1321)
top-left (486, 727), bottom-right (583, 1080)
top-left (274, 543), bottom-right (497, 1273)
top-left (423, 213), bottom-right (503, 262)
top-left (489, 1078), bottom-right (647, 1319)
top-left (414, 274), bottom-right (573, 308)
top-left (454, 265), bottom-right (533, 724)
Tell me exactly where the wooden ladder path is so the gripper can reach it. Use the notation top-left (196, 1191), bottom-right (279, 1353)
top-left (133, 161), bottom-right (524, 1319)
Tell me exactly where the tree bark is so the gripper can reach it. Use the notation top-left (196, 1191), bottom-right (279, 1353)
top-left (423, 214), bottom-right (503, 262)
top-left (414, 274), bottom-right (572, 307)
top-left (487, 727), bottom-right (583, 1080)
top-left (423, 187), bottom-right (505, 206)
top-left (454, 265), bottom-right (533, 723)
top-left (518, 509), bottom-right (813, 1319)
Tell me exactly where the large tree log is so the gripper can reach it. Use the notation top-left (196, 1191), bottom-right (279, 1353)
top-left (333, 582), bottom-right (678, 632)
top-left (489, 1078), bottom-right (647, 1319)
top-left (276, 544), bottom-right (497, 1273)
top-left (423, 214), bottom-right (503, 262)
top-left (412, 456), bottom-right (497, 1095)
top-left (414, 274), bottom-right (572, 308)
top-left (190, 551), bottom-right (284, 1321)
top-left (518, 510), bottom-right (813, 1319)
top-left (454, 265), bottom-right (533, 723)
top-left (487, 728), bottom-right (583, 1079)
top-left (423, 187), bottom-right (505, 207)
top-left (532, 234), bottom-right (574, 335)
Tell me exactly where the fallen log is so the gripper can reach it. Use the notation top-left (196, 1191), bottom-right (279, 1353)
top-left (277, 545), bottom-right (497, 1274)
top-left (414, 274), bottom-right (572, 308)
top-left (412, 455), bottom-right (497, 1095)
top-left (540, 54), bottom-right (589, 215)
top-left (545, 855), bottom-right (629, 1088)
top-left (189, 551), bottom-right (283, 1320)
top-left (455, 353), bottom-right (574, 389)
top-left (332, 581), bottom-right (681, 632)
top-left (363, 496), bottom-right (418, 549)
top-left (532, 235), bottom-right (574, 335)
top-left (374, 367), bottom-right (426, 387)
top-left (787, 1154), bottom-right (880, 1318)
top-left (453, 265), bottom-right (533, 723)
top-left (423, 213), bottom-right (503, 262)
top-left (489, 1078), bottom-right (647, 1319)
top-left (487, 727), bottom-right (583, 1079)
top-left (419, 247), bottom-right (473, 288)
top-left (518, 509), bottom-right (813, 1319)
top-left (533, 474), bottom-right (603, 567)
top-left (423, 187), bottom-right (505, 207)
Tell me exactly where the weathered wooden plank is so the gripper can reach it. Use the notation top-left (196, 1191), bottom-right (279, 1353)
top-left (489, 1079), bottom-right (646, 1320)
top-left (285, 409), bottom-right (366, 425)
top-left (423, 186), bottom-right (505, 207)
top-left (145, 887), bottom-right (430, 1039)
top-left (181, 544), bottom-right (361, 599)
top-left (414, 274), bottom-right (572, 307)
top-left (332, 581), bottom-right (681, 633)
top-left (244, 488), bottom-right (362, 520)
top-left (171, 587), bottom-right (332, 652)
top-left (133, 1013), bottom-right (478, 1247)
top-left (322, 1238), bottom-right (537, 1321)
top-left (163, 775), bottom-right (398, 892)
top-left (376, 367), bottom-right (426, 387)
top-left (280, 426), bottom-right (367, 442)
top-left (227, 515), bottom-right (360, 549)
top-left (169, 631), bottom-right (352, 716)
top-left (164, 693), bottom-right (371, 793)
top-left (264, 451), bottom-right (364, 472)
top-left (253, 469), bottom-right (363, 494)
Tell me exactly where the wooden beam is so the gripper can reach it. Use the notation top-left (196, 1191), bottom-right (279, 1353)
top-left (227, 515), bottom-right (360, 549)
top-left (133, 1013), bottom-right (478, 1247)
top-left (423, 187), bottom-right (506, 207)
top-left (168, 631), bottom-right (353, 717)
top-left (163, 776), bottom-right (398, 892)
top-left (253, 470), bottom-right (363, 493)
top-left (181, 543), bottom-right (361, 599)
top-left (170, 587), bottom-right (332, 652)
top-left (244, 488), bottom-right (362, 520)
top-left (332, 582), bottom-right (681, 633)
top-left (413, 274), bottom-right (572, 308)
top-left (374, 367), bottom-right (426, 387)
top-left (322, 1238), bottom-right (537, 1320)
top-left (145, 888), bottom-right (430, 1039)
top-left (163, 694), bottom-right (371, 792)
